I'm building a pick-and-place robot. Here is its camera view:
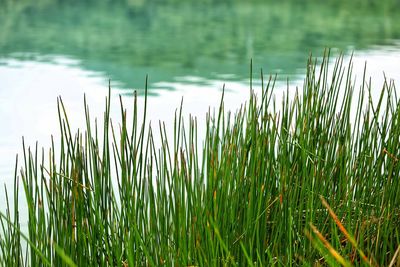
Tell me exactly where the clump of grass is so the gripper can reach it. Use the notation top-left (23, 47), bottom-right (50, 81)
top-left (1, 54), bottom-right (400, 266)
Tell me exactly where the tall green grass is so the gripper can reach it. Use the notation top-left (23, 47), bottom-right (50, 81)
top-left (1, 54), bottom-right (400, 266)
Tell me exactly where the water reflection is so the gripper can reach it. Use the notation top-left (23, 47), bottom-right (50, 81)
top-left (1, 1), bottom-right (400, 89)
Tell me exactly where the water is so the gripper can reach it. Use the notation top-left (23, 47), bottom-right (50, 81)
top-left (1, 1), bottom-right (400, 201)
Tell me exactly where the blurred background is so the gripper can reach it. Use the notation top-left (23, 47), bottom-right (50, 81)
top-left (1, 0), bottom-right (400, 182)
top-left (1, 0), bottom-right (400, 89)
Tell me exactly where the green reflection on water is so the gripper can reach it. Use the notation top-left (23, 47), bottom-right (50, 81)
top-left (1, 1), bottom-right (399, 91)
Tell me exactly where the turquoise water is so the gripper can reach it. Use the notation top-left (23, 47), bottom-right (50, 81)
top-left (1, 1), bottom-right (400, 89)
top-left (1, 1), bottom-right (400, 186)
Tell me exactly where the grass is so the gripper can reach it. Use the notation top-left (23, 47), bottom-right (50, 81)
top-left (1, 53), bottom-right (400, 266)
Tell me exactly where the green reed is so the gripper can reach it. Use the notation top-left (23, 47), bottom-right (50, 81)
top-left (1, 54), bottom-right (400, 266)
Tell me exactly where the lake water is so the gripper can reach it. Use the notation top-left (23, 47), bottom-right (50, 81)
top-left (1, 1), bottom-right (400, 195)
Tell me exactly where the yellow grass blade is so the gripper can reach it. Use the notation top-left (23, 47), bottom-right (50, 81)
top-left (309, 223), bottom-right (352, 267)
top-left (320, 195), bottom-right (375, 266)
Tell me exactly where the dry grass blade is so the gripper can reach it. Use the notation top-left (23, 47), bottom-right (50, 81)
top-left (309, 223), bottom-right (352, 267)
top-left (388, 245), bottom-right (400, 267)
top-left (319, 195), bottom-right (375, 266)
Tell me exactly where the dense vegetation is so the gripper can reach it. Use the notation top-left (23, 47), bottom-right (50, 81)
top-left (1, 55), bottom-right (399, 266)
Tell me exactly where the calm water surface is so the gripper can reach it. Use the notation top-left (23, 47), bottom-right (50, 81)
top-left (1, 1), bottom-right (400, 191)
